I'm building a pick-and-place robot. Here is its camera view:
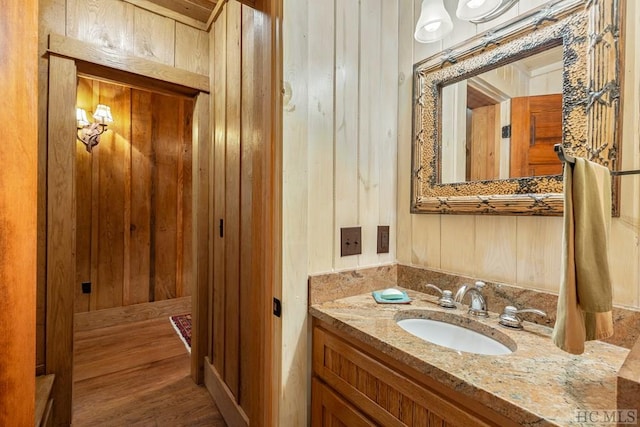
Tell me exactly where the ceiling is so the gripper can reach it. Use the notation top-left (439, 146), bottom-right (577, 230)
top-left (145, 0), bottom-right (217, 23)
top-left (467, 85), bottom-right (499, 109)
top-left (518, 46), bottom-right (563, 77)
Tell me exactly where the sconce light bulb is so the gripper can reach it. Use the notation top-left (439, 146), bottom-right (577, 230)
top-left (92, 104), bottom-right (114, 124)
top-left (466, 0), bottom-right (486, 9)
top-left (414, 0), bottom-right (453, 43)
top-left (76, 108), bottom-right (90, 127)
top-left (423, 21), bottom-right (442, 32)
top-left (456, 0), bottom-right (502, 21)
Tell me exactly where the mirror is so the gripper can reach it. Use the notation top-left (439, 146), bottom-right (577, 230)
top-left (441, 46), bottom-right (563, 184)
top-left (412, 0), bottom-right (623, 215)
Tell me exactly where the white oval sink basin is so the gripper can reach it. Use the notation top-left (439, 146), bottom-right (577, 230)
top-left (397, 318), bottom-right (513, 355)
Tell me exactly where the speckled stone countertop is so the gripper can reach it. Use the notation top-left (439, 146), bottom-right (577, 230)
top-left (310, 288), bottom-right (630, 427)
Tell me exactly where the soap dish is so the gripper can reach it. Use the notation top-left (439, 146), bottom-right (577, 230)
top-left (372, 290), bottom-right (412, 304)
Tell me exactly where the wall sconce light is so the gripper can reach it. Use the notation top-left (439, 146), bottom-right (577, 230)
top-left (76, 104), bottom-right (113, 153)
top-left (456, 0), bottom-right (518, 23)
top-left (414, 0), bottom-right (454, 43)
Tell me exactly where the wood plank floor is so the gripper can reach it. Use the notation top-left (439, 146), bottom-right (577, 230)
top-left (73, 309), bottom-right (226, 426)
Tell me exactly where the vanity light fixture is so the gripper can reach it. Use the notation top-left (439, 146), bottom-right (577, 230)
top-left (414, 0), bottom-right (454, 43)
top-left (76, 104), bottom-right (113, 153)
top-left (456, 0), bottom-right (519, 23)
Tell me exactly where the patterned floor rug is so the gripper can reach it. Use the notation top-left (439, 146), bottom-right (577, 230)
top-left (170, 313), bottom-right (192, 353)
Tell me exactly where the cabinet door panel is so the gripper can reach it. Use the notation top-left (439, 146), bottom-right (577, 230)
top-left (312, 378), bottom-right (376, 427)
top-left (312, 324), bottom-right (503, 427)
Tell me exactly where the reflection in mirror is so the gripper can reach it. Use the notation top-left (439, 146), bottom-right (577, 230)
top-left (411, 0), bottom-right (622, 215)
top-left (441, 45), bottom-right (563, 184)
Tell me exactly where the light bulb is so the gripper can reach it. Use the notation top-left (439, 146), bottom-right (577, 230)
top-left (76, 108), bottom-right (90, 127)
top-left (92, 104), bottom-right (113, 124)
top-left (466, 0), bottom-right (486, 8)
top-left (423, 21), bottom-right (442, 32)
top-left (456, 0), bottom-right (500, 21)
top-left (414, 0), bottom-right (453, 43)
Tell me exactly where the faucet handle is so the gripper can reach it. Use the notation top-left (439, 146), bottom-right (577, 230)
top-left (424, 284), bottom-right (456, 309)
top-left (499, 305), bottom-right (546, 329)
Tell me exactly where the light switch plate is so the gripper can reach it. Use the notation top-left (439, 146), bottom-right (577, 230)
top-left (340, 227), bottom-right (361, 257)
top-left (377, 226), bottom-right (390, 254)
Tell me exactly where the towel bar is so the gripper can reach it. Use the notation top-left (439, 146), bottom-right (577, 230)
top-left (554, 144), bottom-right (640, 176)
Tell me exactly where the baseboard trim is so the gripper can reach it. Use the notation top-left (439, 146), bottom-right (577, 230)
top-left (204, 357), bottom-right (249, 427)
top-left (74, 297), bottom-right (192, 332)
top-left (35, 375), bottom-right (55, 427)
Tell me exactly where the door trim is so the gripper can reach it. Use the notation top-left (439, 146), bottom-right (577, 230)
top-left (45, 37), bottom-right (211, 425)
top-left (204, 357), bottom-right (250, 427)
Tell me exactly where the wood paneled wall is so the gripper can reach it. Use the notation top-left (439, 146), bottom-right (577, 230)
top-left (0, 0), bottom-right (38, 425)
top-left (206, 0), bottom-right (279, 425)
top-left (282, 0), bottom-right (639, 424)
top-left (66, 0), bottom-right (209, 74)
top-left (38, 0), bottom-right (210, 372)
top-left (281, 0), bottom-right (399, 424)
top-left (75, 78), bottom-right (193, 313)
top-left (397, 0), bottom-right (640, 304)
top-left (301, 0), bottom-right (399, 274)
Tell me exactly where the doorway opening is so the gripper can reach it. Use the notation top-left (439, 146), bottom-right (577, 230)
top-left (69, 77), bottom-right (220, 425)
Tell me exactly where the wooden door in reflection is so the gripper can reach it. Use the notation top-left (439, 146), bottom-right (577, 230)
top-left (511, 93), bottom-right (563, 178)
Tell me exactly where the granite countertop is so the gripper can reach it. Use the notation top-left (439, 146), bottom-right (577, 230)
top-left (310, 287), bottom-right (630, 426)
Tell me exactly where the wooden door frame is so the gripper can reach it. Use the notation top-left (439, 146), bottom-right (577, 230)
top-left (45, 36), bottom-right (211, 426)
top-left (268, 0), bottom-right (283, 425)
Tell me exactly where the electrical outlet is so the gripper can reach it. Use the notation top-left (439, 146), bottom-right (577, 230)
top-left (340, 227), bottom-right (362, 257)
top-left (81, 282), bottom-right (91, 294)
top-left (377, 226), bottom-right (390, 254)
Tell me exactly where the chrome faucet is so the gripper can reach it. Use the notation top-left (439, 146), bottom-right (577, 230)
top-left (423, 284), bottom-right (457, 309)
top-left (454, 281), bottom-right (488, 317)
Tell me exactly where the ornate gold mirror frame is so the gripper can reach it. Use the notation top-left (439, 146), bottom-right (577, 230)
top-left (412, 0), bottom-right (623, 215)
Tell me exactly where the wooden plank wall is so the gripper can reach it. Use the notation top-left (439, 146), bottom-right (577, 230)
top-left (0, 0), bottom-right (38, 424)
top-left (211, 0), bottom-right (228, 382)
top-left (66, 0), bottom-right (209, 74)
top-left (281, 0), bottom-right (399, 424)
top-left (207, 0), bottom-right (277, 425)
top-left (280, 0), bottom-right (309, 425)
top-left (301, 0), bottom-right (399, 275)
top-left (75, 77), bottom-right (194, 313)
top-left (397, 0), bottom-right (639, 305)
top-left (37, 0), bottom-right (209, 371)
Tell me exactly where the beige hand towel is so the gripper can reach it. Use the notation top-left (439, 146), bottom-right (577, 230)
top-left (552, 157), bottom-right (614, 355)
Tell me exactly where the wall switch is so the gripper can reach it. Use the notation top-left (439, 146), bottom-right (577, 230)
top-left (377, 226), bottom-right (390, 254)
top-left (340, 227), bottom-right (362, 257)
top-left (81, 282), bottom-right (92, 294)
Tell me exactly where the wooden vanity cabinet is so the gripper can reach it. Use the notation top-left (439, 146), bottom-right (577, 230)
top-left (311, 320), bottom-right (519, 427)
top-left (312, 378), bottom-right (376, 427)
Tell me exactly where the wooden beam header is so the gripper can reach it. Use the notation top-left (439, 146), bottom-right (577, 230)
top-left (48, 33), bottom-right (210, 94)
